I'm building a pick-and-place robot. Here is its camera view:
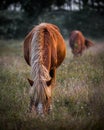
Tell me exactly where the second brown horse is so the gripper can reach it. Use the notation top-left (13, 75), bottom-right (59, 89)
top-left (69, 30), bottom-right (94, 56)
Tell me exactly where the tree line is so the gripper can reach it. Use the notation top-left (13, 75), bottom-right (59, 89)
top-left (0, 0), bottom-right (104, 15)
top-left (0, 0), bottom-right (104, 39)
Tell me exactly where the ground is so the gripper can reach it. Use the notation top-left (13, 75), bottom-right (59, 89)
top-left (0, 39), bottom-right (104, 130)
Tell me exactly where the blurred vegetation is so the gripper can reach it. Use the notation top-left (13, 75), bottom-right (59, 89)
top-left (0, 0), bottom-right (104, 13)
top-left (0, 9), bottom-right (104, 39)
top-left (0, 0), bottom-right (104, 39)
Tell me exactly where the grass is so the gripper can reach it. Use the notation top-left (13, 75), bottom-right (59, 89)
top-left (0, 39), bottom-right (104, 130)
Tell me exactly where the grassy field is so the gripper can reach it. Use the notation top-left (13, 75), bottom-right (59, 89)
top-left (0, 39), bottom-right (104, 130)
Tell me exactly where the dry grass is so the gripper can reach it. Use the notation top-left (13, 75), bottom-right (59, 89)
top-left (0, 39), bottom-right (104, 130)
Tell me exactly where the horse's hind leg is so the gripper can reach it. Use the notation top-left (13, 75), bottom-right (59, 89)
top-left (50, 68), bottom-right (56, 88)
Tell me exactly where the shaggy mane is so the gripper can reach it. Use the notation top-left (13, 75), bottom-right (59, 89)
top-left (30, 23), bottom-right (51, 104)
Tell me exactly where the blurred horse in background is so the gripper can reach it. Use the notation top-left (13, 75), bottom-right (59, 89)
top-left (23, 23), bottom-right (66, 115)
top-left (69, 30), bottom-right (94, 56)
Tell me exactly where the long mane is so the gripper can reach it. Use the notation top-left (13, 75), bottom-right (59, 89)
top-left (30, 23), bottom-right (52, 104)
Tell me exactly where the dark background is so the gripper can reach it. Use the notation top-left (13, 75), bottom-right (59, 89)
top-left (0, 0), bottom-right (104, 39)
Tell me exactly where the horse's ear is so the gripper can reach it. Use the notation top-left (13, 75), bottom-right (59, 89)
top-left (27, 78), bottom-right (34, 86)
top-left (46, 79), bottom-right (52, 86)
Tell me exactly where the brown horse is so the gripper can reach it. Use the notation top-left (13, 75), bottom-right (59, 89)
top-left (69, 30), bottom-right (94, 56)
top-left (23, 23), bottom-right (66, 115)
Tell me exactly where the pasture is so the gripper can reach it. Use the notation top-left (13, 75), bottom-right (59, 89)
top-left (0, 39), bottom-right (104, 130)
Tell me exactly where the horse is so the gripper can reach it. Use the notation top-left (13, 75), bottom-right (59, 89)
top-left (23, 23), bottom-right (66, 115)
top-left (69, 30), bottom-right (94, 56)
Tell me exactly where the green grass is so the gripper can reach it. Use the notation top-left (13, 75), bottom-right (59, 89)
top-left (0, 40), bottom-right (104, 130)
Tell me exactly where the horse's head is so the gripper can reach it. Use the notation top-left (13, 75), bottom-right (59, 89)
top-left (71, 42), bottom-right (82, 56)
top-left (27, 78), bottom-right (52, 115)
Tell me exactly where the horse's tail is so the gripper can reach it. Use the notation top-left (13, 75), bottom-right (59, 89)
top-left (85, 39), bottom-right (94, 48)
top-left (30, 24), bottom-right (51, 103)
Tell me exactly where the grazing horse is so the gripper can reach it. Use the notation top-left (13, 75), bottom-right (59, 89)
top-left (69, 30), bottom-right (94, 56)
top-left (23, 23), bottom-right (66, 115)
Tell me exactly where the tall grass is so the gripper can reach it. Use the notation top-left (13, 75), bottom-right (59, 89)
top-left (0, 40), bottom-right (104, 130)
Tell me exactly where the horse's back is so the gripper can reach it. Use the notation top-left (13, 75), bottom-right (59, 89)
top-left (23, 23), bottom-right (66, 68)
top-left (69, 30), bottom-right (85, 46)
top-left (47, 23), bottom-right (66, 67)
